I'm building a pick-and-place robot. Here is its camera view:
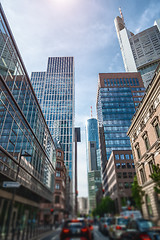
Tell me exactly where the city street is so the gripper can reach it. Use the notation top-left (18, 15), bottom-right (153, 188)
top-left (41, 225), bottom-right (110, 240)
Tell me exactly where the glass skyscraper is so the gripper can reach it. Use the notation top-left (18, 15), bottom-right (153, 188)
top-left (86, 118), bottom-right (101, 171)
top-left (0, 4), bottom-right (55, 238)
top-left (31, 57), bottom-right (75, 179)
top-left (97, 72), bottom-right (145, 167)
top-left (86, 118), bottom-right (102, 211)
top-left (114, 11), bottom-right (160, 88)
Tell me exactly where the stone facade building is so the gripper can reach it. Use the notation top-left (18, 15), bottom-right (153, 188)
top-left (127, 64), bottom-right (160, 223)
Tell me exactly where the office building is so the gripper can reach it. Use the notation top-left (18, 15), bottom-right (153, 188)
top-left (31, 57), bottom-right (75, 180)
top-left (127, 64), bottom-right (160, 224)
top-left (86, 118), bottom-right (102, 211)
top-left (103, 150), bottom-right (135, 213)
top-left (0, 4), bottom-right (55, 239)
top-left (115, 10), bottom-right (160, 88)
top-left (96, 72), bottom-right (145, 186)
top-left (78, 197), bottom-right (88, 216)
top-left (86, 118), bottom-right (101, 171)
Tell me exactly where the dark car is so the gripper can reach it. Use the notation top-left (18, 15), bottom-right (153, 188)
top-left (120, 218), bottom-right (160, 240)
top-left (60, 218), bottom-right (92, 240)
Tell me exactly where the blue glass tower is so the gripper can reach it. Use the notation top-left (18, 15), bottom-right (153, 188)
top-left (86, 118), bottom-right (100, 170)
top-left (31, 57), bottom-right (75, 179)
top-left (97, 72), bottom-right (145, 166)
top-left (86, 118), bottom-right (102, 211)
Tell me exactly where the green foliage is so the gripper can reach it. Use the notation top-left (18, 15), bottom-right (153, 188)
top-left (150, 164), bottom-right (160, 194)
top-left (92, 196), bottom-right (115, 217)
top-left (131, 175), bottom-right (144, 210)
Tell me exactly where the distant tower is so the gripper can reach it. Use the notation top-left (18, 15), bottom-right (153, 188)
top-left (115, 9), bottom-right (160, 88)
top-left (86, 117), bottom-right (102, 211)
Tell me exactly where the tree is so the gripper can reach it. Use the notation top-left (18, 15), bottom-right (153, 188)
top-left (131, 175), bottom-right (145, 210)
top-left (150, 164), bottom-right (160, 194)
top-left (92, 196), bottom-right (115, 217)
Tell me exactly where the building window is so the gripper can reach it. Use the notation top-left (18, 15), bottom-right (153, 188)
top-left (148, 161), bottom-right (154, 174)
top-left (146, 194), bottom-right (153, 217)
top-left (123, 172), bottom-right (127, 178)
top-left (115, 154), bottom-right (119, 160)
top-left (140, 168), bottom-right (146, 184)
top-left (56, 171), bottom-right (61, 177)
top-left (120, 154), bottom-right (124, 160)
top-left (155, 123), bottom-right (160, 138)
top-left (132, 163), bottom-right (135, 168)
top-left (57, 151), bottom-right (62, 157)
top-left (135, 143), bottom-right (141, 160)
top-left (128, 172), bottom-right (133, 178)
top-left (125, 154), bottom-right (130, 160)
top-left (55, 183), bottom-right (60, 189)
top-left (122, 163), bottom-right (126, 169)
top-left (57, 162), bottom-right (61, 167)
top-left (124, 182), bottom-right (129, 189)
top-left (142, 132), bottom-right (150, 151)
top-left (117, 172), bottom-right (122, 178)
top-left (127, 163), bottom-right (131, 168)
top-left (116, 163), bottom-right (120, 169)
top-left (55, 195), bottom-right (60, 203)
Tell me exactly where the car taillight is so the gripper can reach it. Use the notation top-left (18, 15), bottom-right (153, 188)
top-left (116, 225), bottom-right (122, 230)
top-left (81, 228), bottom-right (88, 232)
top-left (104, 224), bottom-right (107, 228)
top-left (62, 228), bottom-right (70, 233)
top-left (89, 225), bottom-right (93, 231)
top-left (139, 233), bottom-right (152, 240)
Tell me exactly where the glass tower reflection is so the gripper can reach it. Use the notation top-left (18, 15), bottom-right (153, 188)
top-left (31, 57), bottom-right (75, 179)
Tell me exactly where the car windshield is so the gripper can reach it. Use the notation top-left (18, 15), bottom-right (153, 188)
top-left (117, 218), bottom-right (129, 225)
top-left (64, 220), bottom-right (86, 229)
top-left (106, 218), bottom-right (112, 224)
top-left (138, 220), bottom-right (153, 230)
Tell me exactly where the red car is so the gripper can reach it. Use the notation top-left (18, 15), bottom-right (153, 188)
top-left (60, 218), bottom-right (92, 240)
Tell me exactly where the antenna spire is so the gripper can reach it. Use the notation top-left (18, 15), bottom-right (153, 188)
top-left (91, 106), bottom-right (93, 118)
top-left (119, 7), bottom-right (125, 25)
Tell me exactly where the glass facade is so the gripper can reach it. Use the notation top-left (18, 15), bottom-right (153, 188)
top-left (31, 57), bottom-right (75, 179)
top-left (86, 118), bottom-right (102, 211)
top-left (88, 170), bottom-right (102, 211)
top-left (86, 118), bottom-right (101, 170)
top-left (0, 4), bottom-right (56, 239)
top-left (97, 73), bottom-right (145, 161)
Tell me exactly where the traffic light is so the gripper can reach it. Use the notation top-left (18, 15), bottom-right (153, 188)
top-left (102, 188), bottom-right (105, 194)
top-left (76, 190), bottom-right (78, 196)
top-left (50, 208), bottom-right (54, 214)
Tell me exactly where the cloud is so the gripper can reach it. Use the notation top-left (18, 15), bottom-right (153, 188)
top-left (134, 1), bottom-right (160, 33)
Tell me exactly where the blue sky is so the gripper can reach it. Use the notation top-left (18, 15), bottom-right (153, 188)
top-left (1, 0), bottom-right (160, 197)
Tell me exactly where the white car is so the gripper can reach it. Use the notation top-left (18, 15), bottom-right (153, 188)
top-left (108, 217), bottom-right (129, 239)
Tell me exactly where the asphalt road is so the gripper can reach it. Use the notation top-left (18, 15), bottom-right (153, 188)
top-left (41, 224), bottom-right (110, 240)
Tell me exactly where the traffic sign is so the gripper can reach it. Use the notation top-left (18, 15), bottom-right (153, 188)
top-left (3, 181), bottom-right (21, 188)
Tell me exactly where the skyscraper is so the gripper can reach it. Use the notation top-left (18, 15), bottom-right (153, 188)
top-left (96, 72), bottom-right (145, 167)
top-left (86, 118), bottom-right (101, 171)
top-left (0, 4), bottom-right (55, 238)
top-left (86, 118), bottom-right (102, 211)
top-left (31, 57), bottom-right (75, 179)
top-left (114, 9), bottom-right (160, 88)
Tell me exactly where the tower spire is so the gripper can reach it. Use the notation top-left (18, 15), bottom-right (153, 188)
top-left (119, 7), bottom-right (125, 25)
top-left (91, 106), bottom-right (93, 118)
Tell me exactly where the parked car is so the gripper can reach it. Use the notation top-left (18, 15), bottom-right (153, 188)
top-left (60, 218), bottom-right (92, 240)
top-left (99, 217), bottom-right (113, 235)
top-left (108, 216), bottom-right (130, 239)
top-left (120, 218), bottom-right (160, 240)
